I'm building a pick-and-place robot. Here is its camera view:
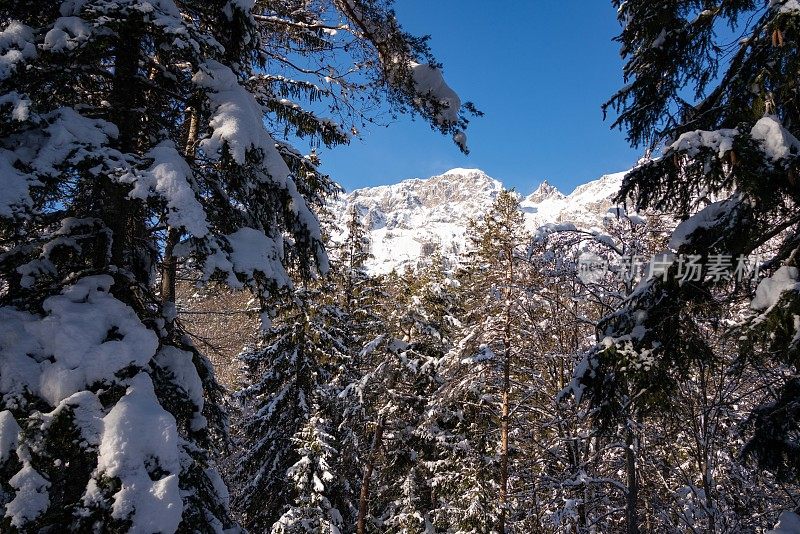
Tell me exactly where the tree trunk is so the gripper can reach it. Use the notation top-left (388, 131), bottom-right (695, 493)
top-left (161, 227), bottom-right (180, 306)
top-left (698, 366), bottom-right (716, 534)
top-left (357, 416), bottom-right (384, 534)
top-left (160, 107), bottom-right (198, 312)
top-left (498, 240), bottom-right (515, 533)
top-left (106, 25), bottom-right (142, 272)
top-left (625, 424), bottom-right (639, 534)
top-left (499, 335), bottom-right (510, 532)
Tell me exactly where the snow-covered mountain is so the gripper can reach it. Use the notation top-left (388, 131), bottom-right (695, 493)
top-left (330, 168), bottom-right (628, 274)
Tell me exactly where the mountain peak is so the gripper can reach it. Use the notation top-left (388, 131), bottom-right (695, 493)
top-left (527, 180), bottom-right (564, 203)
top-left (404, 168), bottom-right (502, 206)
top-left (334, 169), bottom-right (627, 274)
top-left (439, 167), bottom-right (487, 177)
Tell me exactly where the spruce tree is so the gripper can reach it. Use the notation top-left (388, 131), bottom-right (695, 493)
top-left (0, 0), bottom-right (472, 531)
top-left (581, 0), bottom-right (800, 497)
top-left (272, 410), bottom-right (346, 534)
top-left (230, 287), bottom-right (352, 530)
top-left (356, 267), bottom-right (457, 532)
top-left (425, 190), bottom-right (532, 532)
top-left (335, 205), bottom-right (384, 348)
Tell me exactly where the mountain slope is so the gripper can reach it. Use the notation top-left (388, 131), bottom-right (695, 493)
top-left (330, 168), bottom-right (627, 273)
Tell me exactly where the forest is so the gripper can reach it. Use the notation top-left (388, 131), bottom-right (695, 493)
top-left (1, 0), bottom-right (800, 533)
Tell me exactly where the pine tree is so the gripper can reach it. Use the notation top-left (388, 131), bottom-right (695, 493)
top-left (272, 411), bottom-right (346, 534)
top-left (556, 4), bottom-right (800, 532)
top-left (342, 206), bottom-right (372, 313)
top-left (367, 268), bottom-right (458, 532)
top-left (580, 0), bottom-right (800, 489)
top-left (324, 264), bottom-right (445, 532)
top-left (0, 1), bottom-right (287, 529)
top-left (0, 0), bottom-right (473, 531)
top-left (347, 330), bottom-right (441, 533)
top-left (334, 204), bottom-right (385, 348)
top-left (535, 213), bottom-right (668, 533)
top-left (230, 287), bottom-right (355, 530)
top-left (424, 190), bottom-right (533, 532)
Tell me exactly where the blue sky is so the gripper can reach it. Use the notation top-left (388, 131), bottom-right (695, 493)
top-left (318, 1), bottom-right (645, 196)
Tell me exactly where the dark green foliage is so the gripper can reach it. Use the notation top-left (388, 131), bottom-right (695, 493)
top-left (230, 287), bottom-right (355, 530)
top-left (583, 0), bottom-right (800, 481)
top-left (2, 0), bottom-right (474, 529)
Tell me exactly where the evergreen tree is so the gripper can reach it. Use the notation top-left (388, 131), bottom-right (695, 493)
top-left (369, 267), bottom-right (460, 532)
top-left (580, 0), bottom-right (800, 489)
top-left (334, 204), bottom-right (385, 349)
top-left (0, 0), bottom-right (472, 531)
top-left (347, 330), bottom-right (441, 533)
top-left (425, 190), bottom-right (532, 532)
top-left (327, 264), bottom-right (448, 532)
top-left (230, 287), bottom-right (355, 530)
top-left (272, 411), bottom-right (346, 534)
top-left (342, 206), bottom-right (373, 314)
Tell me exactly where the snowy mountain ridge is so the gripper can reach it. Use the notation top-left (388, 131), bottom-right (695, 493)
top-left (331, 168), bottom-right (629, 274)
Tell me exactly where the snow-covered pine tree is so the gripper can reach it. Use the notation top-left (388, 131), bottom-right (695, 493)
top-left (534, 208), bottom-right (795, 532)
top-left (272, 410), bottom-right (346, 534)
top-left (425, 190), bottom-right (532, 532)
top-left (334, 205), bottom-right (385, 349)
top-left (354, 265), bottom-right (460, 532)
top-left (535, 213), bottom-right (669, 533)
top-left (397, 253), bottom-right (461, 360)
top-left (342, 206), bottom-right (372, 314)
top-left (346, 329), bottom-right (441, 533)
top-left (231, 286), bottom-right (356, 531)
top-left (580, 0), bottom-right (800, 487)
top-left (0, 1), bottom-right (286, 530)
top-left (0, 0), bottom-right (472, 531)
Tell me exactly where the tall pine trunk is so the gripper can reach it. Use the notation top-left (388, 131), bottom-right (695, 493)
top-left (698, 366), bottom-right (716, 534)
top-left (499, 336), bottom-right (510, 533)
top-left (160, 107), bottom-right (198, 311)
top-left (161, 227), bottom-right (180, 305)
top-left (357, 416), bottom-right (385, 534)
top-left (625, 423), bottom-right (639, 534)
top-left (498, 248), bottom-right (514, 533)
top-left (106, 24), bottom-right (142, 274)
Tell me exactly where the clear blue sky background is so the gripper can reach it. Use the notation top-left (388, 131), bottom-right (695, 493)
top-left (318, 1), bottom-right (644, 195)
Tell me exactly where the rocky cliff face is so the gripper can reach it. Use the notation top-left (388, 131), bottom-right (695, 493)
top-left (329, 168), bottom-right (628, 273)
